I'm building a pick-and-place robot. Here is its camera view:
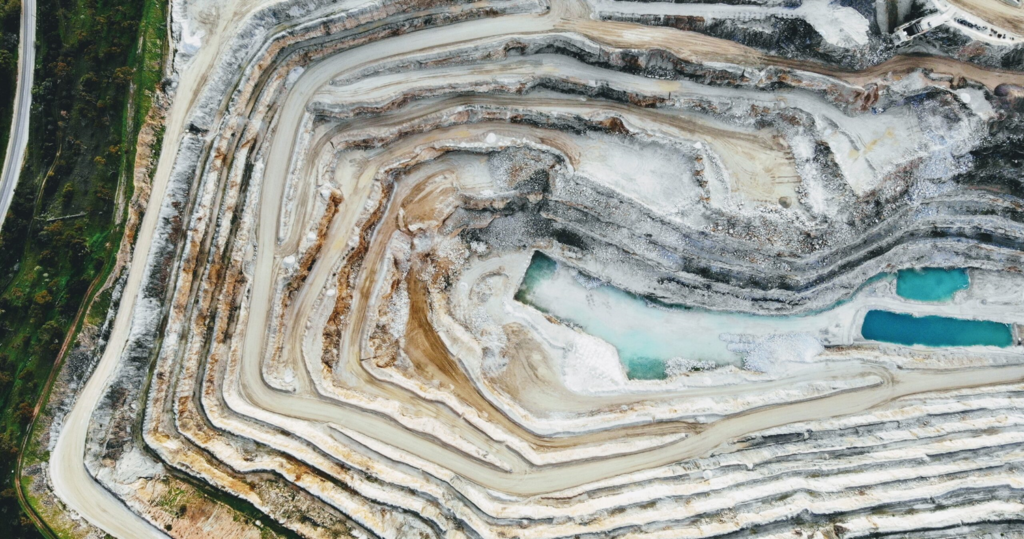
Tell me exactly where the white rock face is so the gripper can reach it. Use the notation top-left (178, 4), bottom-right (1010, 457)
top-left (798, 0), bottom-right (871, 48)
top-left (726, 333), bottom-right (825, 373)
top-left (178, 18), bottom-right (204, 56)
top-left (560, 331), bottom-right (630, 393)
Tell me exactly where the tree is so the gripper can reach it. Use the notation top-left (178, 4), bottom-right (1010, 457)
top-left (51, 61), bottom-right (71, 80)
top-left (112, 66), bottom-right (133, 85)
top-left (33, 290), bottom-right (53, 306)
top-left (32, 291), bottom-right (52, 309)
top-left (60, 183), bottom-right (75, 209)
top-left (14, 401), bottom-right (34, 425)
top-left (0, 50), bottom-right (13, 71)
top-left (6, 288), bottom-right (26, 308)
top-left (39, 320), bottom-right (63, 349)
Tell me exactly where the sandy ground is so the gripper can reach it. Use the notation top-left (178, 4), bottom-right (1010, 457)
top-left (947, 0), bottom-right (1024, 35)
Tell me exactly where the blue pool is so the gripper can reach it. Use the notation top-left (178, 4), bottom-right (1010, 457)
top-left (515, 253), bottom-right (1016, 379)
top-left (515, 252), bottom-right (819, 379)
top-left (896, 268), bottom-right (970, 302)
top-left (861, 310), bottom-right (1013, 347)
top-left (623, 357), bottom-right (667, 380)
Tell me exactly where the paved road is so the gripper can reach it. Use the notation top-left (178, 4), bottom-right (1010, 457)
top-left (0, 0), bottom-right (35, 233)
top-left (0, 1), bottom-right (159, 537)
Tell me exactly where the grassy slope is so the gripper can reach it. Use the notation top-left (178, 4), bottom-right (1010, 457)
top-left (0, 0), bottom-right (166, 535)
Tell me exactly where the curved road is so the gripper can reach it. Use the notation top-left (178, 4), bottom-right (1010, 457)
top-left (0, 0), bottom-right (35, 233)
top-left (45, 0), bottom-right (271, 535)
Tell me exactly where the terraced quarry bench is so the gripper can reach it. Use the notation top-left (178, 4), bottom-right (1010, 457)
top-left (25, 0), bottom-right (1024, 537)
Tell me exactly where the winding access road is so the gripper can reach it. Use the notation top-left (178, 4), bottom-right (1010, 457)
top-left (45, 0), bottom-right (272, 536)
top-left (0, 0), bottom-right (35, 233)
top-left (238, 0), bottom-right (1024, 497)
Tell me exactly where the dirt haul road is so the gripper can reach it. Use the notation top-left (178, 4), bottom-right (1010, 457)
top-left (240, 0), bottom-right (1024, 495)
top-left (48, 0), bottom-right (277, 536)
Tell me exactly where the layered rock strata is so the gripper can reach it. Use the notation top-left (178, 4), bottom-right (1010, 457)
top-left (38, 0), bottom-right (1024, 537)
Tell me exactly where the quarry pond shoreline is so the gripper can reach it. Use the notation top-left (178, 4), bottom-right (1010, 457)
top-left (517, 251), bottom-right (1020, 378)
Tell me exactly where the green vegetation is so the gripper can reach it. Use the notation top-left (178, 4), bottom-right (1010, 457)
top-left (153, 478), bottom-right (192, 513)
top-left (0, 0), bottom-right (19, 159)
top-left (166, 473), bottom-right (303, 539)
top-left (0, 0), bottom-right (167, 535)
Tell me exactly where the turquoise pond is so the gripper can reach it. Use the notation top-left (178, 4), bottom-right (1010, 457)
top-left (515, 252), bottom-right (762, 379)
top-left (514, 253), bottom-right (1015, 379)
top-left (860, 310), bottom-right (1013, 347)
top-left (896, 268), bottom-right (970, 302)
top-left (515, 254), bottom-right (684, 380)
top-left (514, 252), bottom-right (834, 379)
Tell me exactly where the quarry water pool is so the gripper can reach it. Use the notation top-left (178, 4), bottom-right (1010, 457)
top-left (860, 310), bottom-right (1013, 347)
top-left (514, 253), bottom-right (1015, 379)
top-left (514, 252), bottom-right (830, 379)
top-left (896, 267), bottom-right (970, 302)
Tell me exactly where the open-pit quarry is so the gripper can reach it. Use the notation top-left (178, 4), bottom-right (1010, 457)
top-left (21, 0), bottom-right (1024, 536)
